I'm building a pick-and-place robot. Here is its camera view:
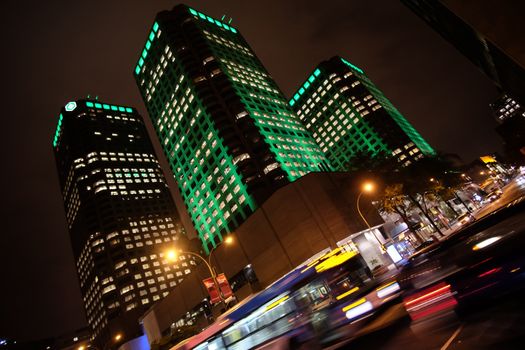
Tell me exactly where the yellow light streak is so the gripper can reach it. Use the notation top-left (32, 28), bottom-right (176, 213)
top-left (265, 295), bottom-right (289, 311)
top-left (342, 298), bottom-right (366, 312)
top-left (336, 287), bottom-right (360, 300)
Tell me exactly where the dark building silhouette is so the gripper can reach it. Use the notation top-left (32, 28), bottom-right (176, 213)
top-left (290, 56), bottom-right (435, 170)
top-left (490, 94), bottom-right (525, 163)
top-left (133, 4), bottom-right (330, 253)
top-left (401, 0), bottom-right (525, 106)
top-left (52, 99), bottom-right (195, 348)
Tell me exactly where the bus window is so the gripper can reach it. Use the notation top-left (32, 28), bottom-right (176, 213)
top-left (194, 336), bottom-right (226, 350)
top-left (221, 294), bottom-right (296, 350)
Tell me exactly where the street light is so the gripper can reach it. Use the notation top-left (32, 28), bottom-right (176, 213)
top-left (114, 334), bottom-right (122, 342)
top-left (165, 235), bottom-right (235, 305)
top-left (208, 234), bottom-right (234, 275)
top-left (356, 181), bottom-right (385, 252)
top-left (357, 182), bottom-right (375, 230)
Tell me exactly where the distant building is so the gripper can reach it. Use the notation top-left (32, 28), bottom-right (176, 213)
top-left (52, 99), bottom-right (195, 348)
top-left (490, 94), bottom-right (525, 162)
top-left (133, 4), bottom-right (330, 253)
top-left (0, 328), bottom-right (90, 350)
top-left (53, 328), bottom-right (91, 350)
top-left (401, 0), bottom-right (525, 106)
top-left (490, 94), bottom-right (524, 123)
top-left (289, 56), bottom-right (435, 170)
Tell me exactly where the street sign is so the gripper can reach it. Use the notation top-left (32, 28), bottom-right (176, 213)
top-left (203, 277), bottom-right (221, 304)
top-left (216, 273), bottom-right (234, 299)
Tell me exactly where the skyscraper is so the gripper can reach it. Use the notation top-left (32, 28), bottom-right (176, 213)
top-left (490, 94), bottom-right (524, 124)
top-left (290, 56), bottom-right (435, 170)
top-left (53, 99), bottom-right (195, 347)
top-left (490, 94), bottom-right (525, 162)
top-left (133, 5), bottom-right (329, 252)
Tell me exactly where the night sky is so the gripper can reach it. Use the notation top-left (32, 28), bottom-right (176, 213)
top-left (0, 0), bottom-right (501, 341)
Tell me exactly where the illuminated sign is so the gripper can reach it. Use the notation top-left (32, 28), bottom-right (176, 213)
top-left (203, 277), bottom-right (221, 304)
top-left (65, 101), bottom-right (77, 111)
top-left (480, 156), bottom-right (496, 164)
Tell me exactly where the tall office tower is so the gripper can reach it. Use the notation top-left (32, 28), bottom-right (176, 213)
top-left (53, 99), bottom-right (195, 348)
top-left (490, 94), bottom-right (524, 124)
top-left (289, 56), bottom-right (435, 170)
top-left (133, 5), bottom-right (329, 252)
top-left (401, 0), bottom-right (525, 106)
top-left (490, 94), bottom-right (525, 162)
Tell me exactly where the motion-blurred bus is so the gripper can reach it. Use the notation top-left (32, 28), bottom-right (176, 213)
top-left (171, 247), bottom-right (401, 350)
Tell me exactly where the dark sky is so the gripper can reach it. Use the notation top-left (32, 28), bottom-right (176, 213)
top-left (0, 0), bottom-right (501, 341)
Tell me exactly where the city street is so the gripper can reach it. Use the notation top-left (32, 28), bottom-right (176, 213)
top-left (338, 294), bottom-right (525, 349)
top-left (333, 175), bottom-right (525, 350)
top-left (474, 175), bottom-right (525, 219)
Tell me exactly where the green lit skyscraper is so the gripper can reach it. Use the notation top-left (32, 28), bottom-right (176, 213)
top-left (290, 56), bottom-right (435, 170)
top-left (133, 5), bottom-right (329, 252)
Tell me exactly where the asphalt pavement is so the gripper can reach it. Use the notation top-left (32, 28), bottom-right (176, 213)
top-left (474, 176), bottom-right (525, 219)
top-left (333, 177), bottom-right (525, 350)
top-left (337, 293), bottom-right (525, 350)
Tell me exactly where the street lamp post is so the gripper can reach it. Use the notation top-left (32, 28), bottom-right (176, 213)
top-left (207, 235), bottom-right (233, 276)
top-left (168, 249), bottom-right (224, 307)
top-left (356, 182), bottom-right (385, 251)
top-left (165, 236), bottom-right (234, 307)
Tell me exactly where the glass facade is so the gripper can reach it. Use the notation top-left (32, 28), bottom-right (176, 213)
top-left (134, 5), bottom-right (329, 253)
top-left (290, 56), bottom-right (435, 170)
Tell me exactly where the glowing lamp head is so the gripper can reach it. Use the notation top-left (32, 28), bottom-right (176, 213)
top-left (166, 250), bottom-right (178, 261)
top-left (362, 182), bottom-right (374, 193)
top-left (114, 333), bottom-right (123, 342)
top-left (224, 235), bottom-right (234, 245)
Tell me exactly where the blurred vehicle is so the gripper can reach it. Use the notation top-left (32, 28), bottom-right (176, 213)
top-left (399, 197), bottom-right (525, 321)
top-left (480, 179), bottom-right (500, 193)
top-left (485, 189), bottom-right (503, 202)
top-left (171, 248), bottom-right (402, 350)
top-left (413, 240), bottom-right (437, 254)
top-left (456, 212), bottom-right (475, 226)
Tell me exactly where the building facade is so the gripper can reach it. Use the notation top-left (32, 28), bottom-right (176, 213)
top-left (490, 94), bottom-right (525, 162)
top-left (133, 4), bottom-right (330, 253)
top-left (52, 99), bottom-right (195, 348)
top-left (490, 94), bottom-right (524, 123)
top-left (289, 56), bottom-right (435, 170)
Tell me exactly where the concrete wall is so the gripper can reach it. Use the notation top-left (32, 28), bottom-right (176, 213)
top-left (141, 172), bottom-right (383, 344)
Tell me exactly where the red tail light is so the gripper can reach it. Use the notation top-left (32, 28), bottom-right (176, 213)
top-left (404, 282), bottom-right (457, 320)
top-left (477, 267), bottom-right (501, 278)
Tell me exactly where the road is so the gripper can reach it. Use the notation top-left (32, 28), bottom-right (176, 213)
top-left (474, 175), bottom-right (525, 219)
top-left (337, 294), bottom-right (525, 349)
top-left (333, 176), bottom-right (525, 350)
